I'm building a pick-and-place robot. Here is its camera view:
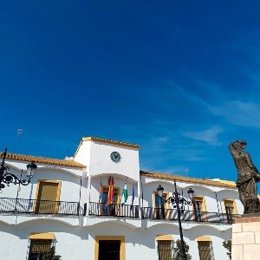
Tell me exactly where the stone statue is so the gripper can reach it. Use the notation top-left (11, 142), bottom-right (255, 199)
top-left (229, 140), bottom-right (260, 214)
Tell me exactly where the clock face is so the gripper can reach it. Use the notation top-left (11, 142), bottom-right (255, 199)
top-left (110, 151), bottom-right (121, 163)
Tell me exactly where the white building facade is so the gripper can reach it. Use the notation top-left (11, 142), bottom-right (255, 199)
top-left (0, 137), bottom-right (242, 260)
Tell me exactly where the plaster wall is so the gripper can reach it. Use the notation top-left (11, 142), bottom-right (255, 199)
top-left (0, 221), bottom-right (232, 260)
top-left (74, 140), bottom-right (140, 182)
top-left (0, 168), bottom-right (83, 203)
top-left (141, 177), bottom-right (243, 214)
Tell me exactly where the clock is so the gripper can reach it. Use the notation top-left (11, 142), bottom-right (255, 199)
top-left (110, 151), bottom-right (121, 163)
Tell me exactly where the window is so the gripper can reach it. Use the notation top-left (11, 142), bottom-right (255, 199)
top-left (224, 199), bottom-right (236, 223)
top-left (224, 199), bottom-right (236, 214)
top-left (28, 239), bottom-right (53, 260)
top-left (198, 241), bottom-right (214, 260)
top-left (35, 181), bottom-right (61, 214)
top-left (28, 233), bottom-right (56, 260)
top-left (157, 240), bottom-right (173, 260)
top-left (193, 196), bottom-right (206, 221)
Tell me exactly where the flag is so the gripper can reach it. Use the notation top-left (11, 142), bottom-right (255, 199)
top-left (107, 176), bottom-right (114, 205)
top-left (131, 184), bottom-right (135, 206)
top-left (98, 178), bottom-right (103, 203)
top-left (121, 184), bottom-right (128, 205)
top-left (130, 183), bottom-right (135, 211)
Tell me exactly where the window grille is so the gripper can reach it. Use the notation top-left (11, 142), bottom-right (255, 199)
top-left (28, 239), bottom-right (53, 260)
top-left (157, 240), bottom-right (173, 260)
top-left (198, 241), bottom-right (215, 260)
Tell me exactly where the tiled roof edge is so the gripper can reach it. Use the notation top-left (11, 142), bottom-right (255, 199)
top-left (82, 137), bottom-right (140, 149)
top-left (1, 152), bottom-right (86, 169)
top-left (140, 170), bottom-right (236, 188)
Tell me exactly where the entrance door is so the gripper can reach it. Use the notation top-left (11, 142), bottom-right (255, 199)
top-left (35, 181), bottom-right (60, 214)
top-left (98, 240), bottom-right (120, 260)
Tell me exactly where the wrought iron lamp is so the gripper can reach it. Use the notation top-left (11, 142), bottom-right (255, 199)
top-left (157, 182), bottom-right (195, 260)
top-left (0, 148), bottom-right (37, 190)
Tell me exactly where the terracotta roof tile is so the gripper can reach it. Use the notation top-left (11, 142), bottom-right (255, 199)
top-left (140, 170), bottom-right (236, 188)
top-left (1, 152), bottom-right (86, 168)
top-left (82, 137), bottom-right (140, 149)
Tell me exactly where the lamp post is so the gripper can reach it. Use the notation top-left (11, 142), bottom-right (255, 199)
top-left (0, 148), bottom-right (37, 191)
top-left (157, 182), bottom-right (194, 260)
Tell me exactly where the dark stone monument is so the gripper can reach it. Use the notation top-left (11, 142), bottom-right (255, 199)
top-left (229, 140), bottom-right (260, 214)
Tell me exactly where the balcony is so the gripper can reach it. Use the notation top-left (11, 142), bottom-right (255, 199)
top-left (141, 207), bottom-right (235, 224)
top-left (87, 203), bottom-right (235, 224)
top-left (0, 197), bottom-right (81, 216)
top-left (0, 198), bottom-right (237, 224)
top-left (88, 202), bottom-right (139, 218)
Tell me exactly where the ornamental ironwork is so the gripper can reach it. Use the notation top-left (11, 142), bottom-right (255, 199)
top-left (0, 148), bottom-right (37, 191)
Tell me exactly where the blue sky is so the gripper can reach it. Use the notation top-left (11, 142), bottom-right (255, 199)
top-left (1, 0), bottom-right (260, 181)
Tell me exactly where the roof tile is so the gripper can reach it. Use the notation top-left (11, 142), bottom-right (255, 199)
top-left (140, 170), bottom-right (236, 188)
top-left (1, 153), bottom-right (86, 168)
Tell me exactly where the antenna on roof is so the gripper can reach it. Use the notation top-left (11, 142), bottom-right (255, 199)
top-left (17, 128), bottom-right (23, 138)
top-left (14, 128), bottom-right (23, 151)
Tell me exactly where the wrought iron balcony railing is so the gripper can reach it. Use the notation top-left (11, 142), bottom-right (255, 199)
top-left (0, 198), bottom-right (237, 224)
top-left (141, 207), bottom-right (236, 224)
top-left (87, 202), bottom-right (139, 218)
top-left (0, 197), bottom-right (81, 216)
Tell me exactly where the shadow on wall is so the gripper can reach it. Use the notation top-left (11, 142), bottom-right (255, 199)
top-left (0, 219), bottom-right (89, 240)
top-left (88, 221), bottom-right (181, 249)
top-left (187, 225), bottom-right (232, 241)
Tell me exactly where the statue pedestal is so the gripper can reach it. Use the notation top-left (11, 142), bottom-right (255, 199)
top-left (232, 215), bottom-right (260, 260)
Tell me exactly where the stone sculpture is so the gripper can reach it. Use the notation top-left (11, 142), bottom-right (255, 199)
top-left (229, 140), bottom-right (260, 214)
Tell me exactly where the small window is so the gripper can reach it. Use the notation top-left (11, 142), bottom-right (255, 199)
top-left (224, 199), bottom-right (236, 214)
top-left (28, 239), bottom-right (53, 260)
top-left (198, 241), bottom-right (214, 260)
top-left (193, 196), bottom-right (206, 211)
top-left (193, 196), bottom-right (207, 221)
top-left (157, 240), bottom-right (174, 260)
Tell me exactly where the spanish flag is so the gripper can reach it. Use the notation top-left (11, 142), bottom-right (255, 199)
top-left (107, 176), bottom-right (114, 204)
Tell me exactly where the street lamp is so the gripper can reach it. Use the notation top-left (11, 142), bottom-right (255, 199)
top-left (157, 182), bottom-right (195, 260)
top-left (0, 148), bottom-right (37, 191)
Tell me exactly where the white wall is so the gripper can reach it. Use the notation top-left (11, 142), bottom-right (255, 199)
top-left (74, 140), bottom-right (140, 182)
top-left (0, 221), bottom-right (232, 260)
top-left (0, 165), bottom-right (83, 203)
top-left (141, 177), bottom-right (243, 215)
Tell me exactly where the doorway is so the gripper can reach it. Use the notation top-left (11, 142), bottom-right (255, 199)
top-left (95, 236), bottom-right (125, 260)
top-left (98, 240), bottom-right (120, 260)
